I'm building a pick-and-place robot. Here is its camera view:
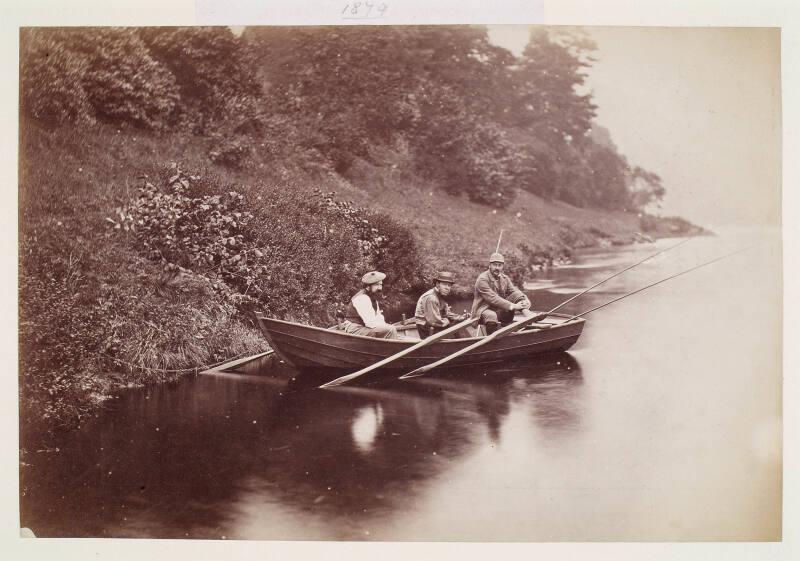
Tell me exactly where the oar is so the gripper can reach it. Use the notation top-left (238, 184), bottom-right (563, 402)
top-left (318, 315), bottom-right (479, 388)
top-left (399, 237), bottom-right (693, 380)
top-left (399, 313), bottom-right (544, 379)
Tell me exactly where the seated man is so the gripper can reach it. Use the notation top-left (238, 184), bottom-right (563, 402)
top-left (340, 271), bottom-right (399, 339)
top-left (471, 253), bottom-right (532, 335)
top-left (414, 271), bottom-right (469, 339)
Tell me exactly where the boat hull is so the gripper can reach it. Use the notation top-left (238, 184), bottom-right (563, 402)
top-left (255, 313), bottom-right (584, 372)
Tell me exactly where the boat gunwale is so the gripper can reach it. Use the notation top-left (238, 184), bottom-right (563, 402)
top-left (255, 313), bottom-right (585, 345)
top-left (273, 332), bottom-right (582, 364)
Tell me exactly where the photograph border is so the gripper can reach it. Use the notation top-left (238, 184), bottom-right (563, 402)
top-left (2, 1), bottom-right (796, 559)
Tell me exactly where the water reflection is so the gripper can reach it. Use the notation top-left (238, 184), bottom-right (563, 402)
top-left (21, 352), bottom-right (583, 539)
top-left (21, 230), bottom-right (782, 540)
top-left (351, 404), bottom-right (384, 453)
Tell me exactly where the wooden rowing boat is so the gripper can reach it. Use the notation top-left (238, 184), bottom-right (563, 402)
top-left (254, 312), bottom-right (584, 372)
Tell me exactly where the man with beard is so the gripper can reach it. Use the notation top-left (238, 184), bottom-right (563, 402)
top-left (471, 253), bottom-right (533, 335)
top-left (341, 271), bottom-right (399, 339)
top-left (414, 271), bottom-right (470, 339)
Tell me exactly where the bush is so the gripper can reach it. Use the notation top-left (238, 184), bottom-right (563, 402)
top-left (19, 29), bottom-right (95, 125)
top-left (20, 27), bottom-right (262, 132)
top-left (20, 28), bottom-right (179, 129)
top-left (138, 27), bottom-right (262, 133)
top-left (120, 165), bottom-right (425, 324)
top-left (19, 219), bottom-right (265, 440)
top-left (19, 243), bottom-right (106, 433)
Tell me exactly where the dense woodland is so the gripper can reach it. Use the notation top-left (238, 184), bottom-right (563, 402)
top-left (21, 26), bottom-right (665, 210)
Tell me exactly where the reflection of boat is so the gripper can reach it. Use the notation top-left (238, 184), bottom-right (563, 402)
top-left (255, 312), bottom-right (584, 374)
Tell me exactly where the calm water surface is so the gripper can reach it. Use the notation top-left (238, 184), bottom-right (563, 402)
top-left (20, 228), bottom-right (782, 541)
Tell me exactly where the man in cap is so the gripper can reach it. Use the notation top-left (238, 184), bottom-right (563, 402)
top-left (471, 253), bottom-right (532, 335)
top-left (414, 271), bottom-right (470, 339)
top-left (340, 271), bottom-right (399, 339)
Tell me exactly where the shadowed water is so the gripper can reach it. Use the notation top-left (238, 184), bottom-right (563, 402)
top-left (20, 228), bottom-right (781, 541)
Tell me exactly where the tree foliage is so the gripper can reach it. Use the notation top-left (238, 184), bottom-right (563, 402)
top-left (20, 25), bottom-right (665, 211)
top-left (20, 28), bottom-right (179, 128)
top-left (20, 27), bottom-right (259, 131)
top-left (138, 27), bottom-right (262, 132)
top-left (510, 28), bottom-right (597, 144)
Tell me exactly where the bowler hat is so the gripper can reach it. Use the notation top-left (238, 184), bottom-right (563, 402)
top-left (361, 271), bottom-right (386, 285)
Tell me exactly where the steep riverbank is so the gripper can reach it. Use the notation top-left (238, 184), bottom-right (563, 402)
top-left (18, 122), bottom-right (705, 441)
top-left (336, 155), bottom-right (707, 300)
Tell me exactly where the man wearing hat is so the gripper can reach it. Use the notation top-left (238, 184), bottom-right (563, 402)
top-left (414, 271), bottom-right (470, 339)
top-left (340, 271), bottom-right (399, 339)
top-left (471, 253), bottom-right (532, 335)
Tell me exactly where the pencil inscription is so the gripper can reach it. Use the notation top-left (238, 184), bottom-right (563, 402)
top-left (341, 1), bottom-right (389, 19)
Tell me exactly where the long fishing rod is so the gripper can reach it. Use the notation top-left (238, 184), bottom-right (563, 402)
top-left (563, 244), bottom-right (758, 320)
top-left (532, 237), bottom-right (693, 322)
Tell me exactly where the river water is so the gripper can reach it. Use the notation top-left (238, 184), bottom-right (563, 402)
top-left (20, 228), bottom-right (782, 541)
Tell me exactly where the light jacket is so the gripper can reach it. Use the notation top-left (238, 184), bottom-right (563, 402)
top-left (470, 269), bottom-right (530, 318)
top-left (414, 288), bottom-right (458, 327)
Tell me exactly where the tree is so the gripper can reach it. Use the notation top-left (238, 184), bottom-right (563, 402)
top-left (628, 166), bottom-right (666, 209)
top-left (246, 26), bottom-right (421, 172)
top-left (247, 25), bottom-right (521, 206)
top-left (411, 86), bottom-right (517, 207)
top-left (511, 28), bottom-right (597, 145)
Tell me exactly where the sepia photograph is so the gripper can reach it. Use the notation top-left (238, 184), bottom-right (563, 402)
top-left (6, 0), bottom-right (794, 558)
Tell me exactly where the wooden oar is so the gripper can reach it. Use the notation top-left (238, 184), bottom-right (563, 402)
top-left (319, 315), bottom-right (479, 388)
top-left (399, 312), bottom-right (546, 379)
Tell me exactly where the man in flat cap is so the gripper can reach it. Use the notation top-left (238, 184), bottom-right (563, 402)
top-left (471, 253), bottom-right (532, 335)
top-left (414, 271), bottom-right (470, 339)
top-left (341, 271), bottom-right (399, 339)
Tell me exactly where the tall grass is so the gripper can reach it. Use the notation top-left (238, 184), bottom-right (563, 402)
top-left (18, 122), bottom-right (266, 439)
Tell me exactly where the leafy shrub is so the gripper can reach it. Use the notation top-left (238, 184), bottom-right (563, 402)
top-left (19, 244), bottom-right (106, 433)
top-left (120, 165), bottom-right (425, 324)
top-left (18, 217), bottom-right (266, 440)
top-left (19, 29), bottom-right (95, 125)
top-left (20, 27), bottom-right (261, 132)
top-left (20, 28), bottom-right (179, 129)
top-left (137, 27), bottom-right (262, 133)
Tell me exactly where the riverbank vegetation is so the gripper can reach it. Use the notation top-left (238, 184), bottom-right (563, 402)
top-left (19, 26), bottom-right (705, 439)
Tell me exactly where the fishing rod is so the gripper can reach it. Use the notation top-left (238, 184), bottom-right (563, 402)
top-left (530, 237), bottom-right (693, 322)
top-left (561, 244), bottom-right (758, 321)
top-left (398, 238), bottom-right (696, 380)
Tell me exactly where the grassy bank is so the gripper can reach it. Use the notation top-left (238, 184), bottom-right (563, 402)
top-left (19, 123), bottom-right (267, 442)
top-left (19, 122), bottom-right (702, 441)
top-left (339, 153), bottom-right (704, 297)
